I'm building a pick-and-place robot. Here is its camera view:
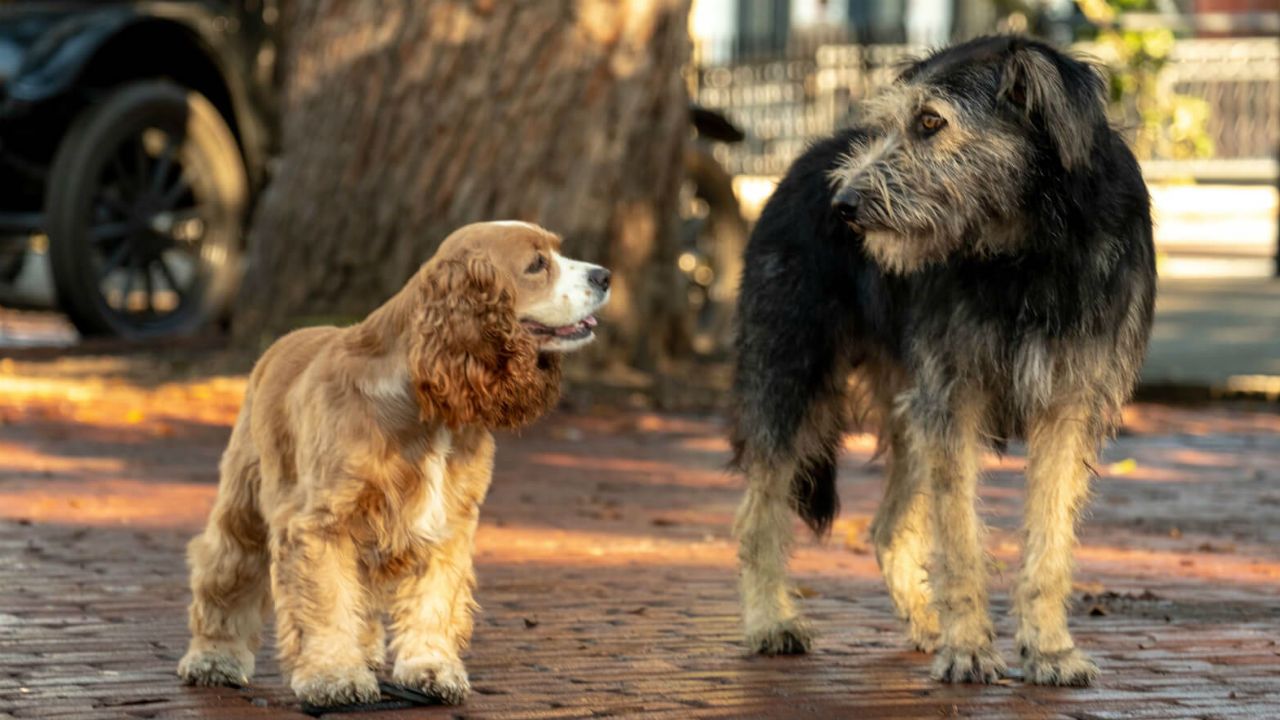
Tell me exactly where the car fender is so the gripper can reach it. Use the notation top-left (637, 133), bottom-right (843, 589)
top-left (3, 5), bottom-right (235, 105)
top-left (5, 11), bottom-right (137, 104)
top-left (0, 3), bottom-right (272, 186)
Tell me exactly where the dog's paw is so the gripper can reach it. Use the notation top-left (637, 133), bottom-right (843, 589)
top-left (1020, 646), bottom-right (1099, 686)
top-left (746, 618), bottom-right (813, 655)
top-left (393, 656), bottom-right (471, 705)
top-left (177, 647), bottom-right (252, 687)
top-left (290, 665), bottom-right (380, 707)
top-left (930, 644), bottom-right (1007, 684)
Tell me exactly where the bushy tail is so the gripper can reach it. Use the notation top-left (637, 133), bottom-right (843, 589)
top-left (790, 454), bottom-right (840, 537)
top-left (728, 125), bottom-right (866, 540)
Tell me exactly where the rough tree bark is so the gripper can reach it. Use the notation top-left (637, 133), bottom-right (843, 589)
top-left (236, 0), bottom-right (693, 370)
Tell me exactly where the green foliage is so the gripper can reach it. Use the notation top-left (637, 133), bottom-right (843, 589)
top-left (1082, 4), bottom-right (1214, 161)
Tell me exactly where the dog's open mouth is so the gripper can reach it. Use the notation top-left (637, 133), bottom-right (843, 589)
top-left (522, 315), bottom-right (598, 341)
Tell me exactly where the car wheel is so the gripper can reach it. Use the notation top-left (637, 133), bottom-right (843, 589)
top-left (46, 80), bottom-right (247, 338)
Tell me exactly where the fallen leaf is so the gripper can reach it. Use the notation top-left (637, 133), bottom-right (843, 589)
top-left (838, 516), bottom-right (871, 554)
top-left (1107, 458), bottom-right (1138, 475)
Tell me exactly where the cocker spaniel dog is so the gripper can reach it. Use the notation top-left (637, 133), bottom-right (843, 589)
top-left (177, 221), bottom-right (610, 707)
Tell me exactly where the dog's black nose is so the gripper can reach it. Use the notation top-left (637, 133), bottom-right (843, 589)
top-left (833, 190), bottom-right (861, 223)
top-left (588, 267), bottom-right (611, 292)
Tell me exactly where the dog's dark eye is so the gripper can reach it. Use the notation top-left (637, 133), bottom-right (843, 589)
top-left (916, 111), bottom-right (947, 137)
top-left (525, 254), bottom-right (547, 274)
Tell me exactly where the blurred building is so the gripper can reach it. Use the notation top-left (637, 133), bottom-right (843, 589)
top-left (1187, 0), bottom-right (1280, 36)
top-left (690, 0), bottom-right (1058, 59)
top-left (690, 0), bottom-right (1279, 57)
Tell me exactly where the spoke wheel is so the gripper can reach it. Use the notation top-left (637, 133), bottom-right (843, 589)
top-left (46, 81), bottom-right (247, 338)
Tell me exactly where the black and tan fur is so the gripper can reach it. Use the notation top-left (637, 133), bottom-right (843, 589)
top-left (730, 36), bottom-right (1156, 686)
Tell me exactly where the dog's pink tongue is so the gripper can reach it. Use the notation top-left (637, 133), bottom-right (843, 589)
top-left (552, 316), bottom-right (597, 336)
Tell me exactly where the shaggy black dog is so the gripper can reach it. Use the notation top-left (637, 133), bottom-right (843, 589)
top-left (729, 35), bottom-right (1155, 686)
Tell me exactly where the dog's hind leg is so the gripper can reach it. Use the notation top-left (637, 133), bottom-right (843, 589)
top-left (1015, 402), bottom-right (1100, 686)
top-left (178, 409), bottom-right (270, 687)
top-left (900, 389), bottom-right (1006, 683)
top-left (734, 459), bottom-right (813, 655)
top-left (732, 364), bottom-right (848, 656)
top-left (729, 127), bottom-right (867, 655)
top-left (871, 416), bottom-right (939, 652)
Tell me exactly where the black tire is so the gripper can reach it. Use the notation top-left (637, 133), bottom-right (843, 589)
top-left (46, 81), bottom-right (247, 338)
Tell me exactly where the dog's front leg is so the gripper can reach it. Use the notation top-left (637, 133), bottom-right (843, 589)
top-left (902, 391), bottom-right (1006, 683)
top-left (387, 434), bottom-right (497, 705)
top-left (271, 520), bottom-right (379, 707)
top-left (388, 513), bottom-right (478, 705)
top-left (734, 460), bottom-right (813, 654)
top-left (1015, 402), bottom-right (1100, 686)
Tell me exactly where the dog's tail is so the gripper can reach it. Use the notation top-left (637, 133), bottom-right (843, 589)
top-left (728, 125), bottom-right (867, 540)
top-left (729, 426), bottom-right (843, 539)
top-left (790, 454), bottom-right (840, 537)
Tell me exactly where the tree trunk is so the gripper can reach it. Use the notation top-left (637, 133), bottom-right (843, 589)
top-left (236, 0), bottom-right (692, 370)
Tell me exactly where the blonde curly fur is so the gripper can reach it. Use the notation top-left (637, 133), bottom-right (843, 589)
top-left (410, 253), bottom-right (561, 430)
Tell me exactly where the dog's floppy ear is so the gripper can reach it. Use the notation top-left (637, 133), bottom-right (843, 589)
top-left (998, 40), bottom-right (1108, 171)
top-left (409, 253), bottom-right (561, 429)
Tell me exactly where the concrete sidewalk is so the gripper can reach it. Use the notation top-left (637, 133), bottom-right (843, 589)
top-left (1143, 278), bottom-right (1280, 397)
top-left (4, 272), bottom-right (1279, 403)
top-left (1, 369), bottom-right (1278, 718)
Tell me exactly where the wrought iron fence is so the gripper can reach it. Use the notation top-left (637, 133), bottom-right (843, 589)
top-left (691, 37), bottom-right (1280, 180)
top-left (1157, 39), bottom-right (1279, 161)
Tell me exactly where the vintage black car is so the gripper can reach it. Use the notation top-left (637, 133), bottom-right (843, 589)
top-left (1, 2), bottom-right (750, 342)
top-left (0, 0), bottom-right (277, 337)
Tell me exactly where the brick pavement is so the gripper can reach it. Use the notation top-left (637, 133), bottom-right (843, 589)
top-left (1, 368), bottom-right (1278, 719)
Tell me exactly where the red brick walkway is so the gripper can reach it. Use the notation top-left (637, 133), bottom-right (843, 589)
top-left (1, 366), bottom-right (1278, 718)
